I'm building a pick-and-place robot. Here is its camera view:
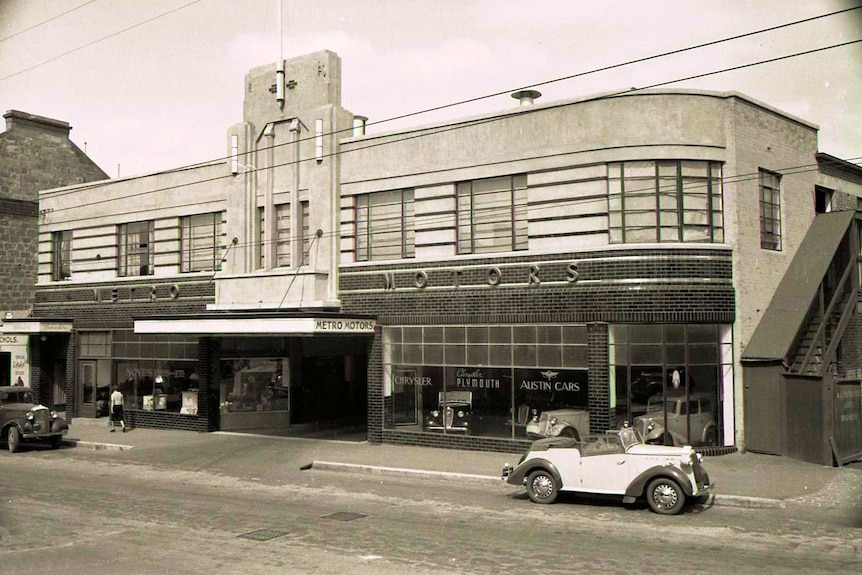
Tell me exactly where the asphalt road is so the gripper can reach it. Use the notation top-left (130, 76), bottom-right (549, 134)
top-left (1, 444), bottom-right (861, 575)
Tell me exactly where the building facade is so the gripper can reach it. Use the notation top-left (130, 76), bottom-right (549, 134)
top-left (0, 110), bottom-right (107, 409)
top-left (31, 51), bottom-right (862, 460)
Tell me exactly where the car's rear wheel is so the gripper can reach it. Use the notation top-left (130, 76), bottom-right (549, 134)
top-left (50, 435), bottom-right (63, 449)
top-left (7, 427), bottom-right (21, 453)
top-left (646, 477), bottom-right (685, 515)
top-left (526, 470), bottom-right (558, 504)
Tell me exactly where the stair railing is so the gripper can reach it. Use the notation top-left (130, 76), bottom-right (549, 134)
top-left (798, 256), bottom-right (858, 375)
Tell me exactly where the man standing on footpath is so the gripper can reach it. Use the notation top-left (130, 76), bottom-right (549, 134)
top-left (109, 385), bottom-right (127, 432)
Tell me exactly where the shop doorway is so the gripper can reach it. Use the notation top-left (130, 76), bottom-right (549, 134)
top-left (52, 360), bottom-right (67, 411)
top-left (0, 352), bottom-right (10, 386)
top-left (78, 360), bottom-right (97, 417)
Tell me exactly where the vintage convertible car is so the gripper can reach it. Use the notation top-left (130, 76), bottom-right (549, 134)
top-left (501, 425), bottom-right (713, 515)
top-left (0, 386), bottom-right (68, 453)
top-left (425, 391), bottom-right (472, 433)
top-left (525, 407), bottom-right (590, 440)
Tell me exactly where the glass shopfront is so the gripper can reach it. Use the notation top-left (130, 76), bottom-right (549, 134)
top-left (384, 324), bottom-right (589, 439)
top-left (112, 330), bottom-right (200, 414)
top-left (77, 329), bottom-right (199, 417)
top-left (610, 324), bottom-right (732, 447)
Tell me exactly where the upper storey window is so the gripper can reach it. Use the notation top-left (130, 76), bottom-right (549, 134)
top-left (118, 221), bottom-right (154, 277)
top-left (760, 170), bottom-right (781, 251)
top-left (759, 170), bottom-right (782, 251)
top-left (52, 230), bottom-right (72, 281)
top-left (356, 189), bottom-right (415, 261)
top-left (457, 175), bottom-right (527, 254)
top-left (609, 161), bottom-right (724, 244)
top-left (181, 212), bottom-right (223, 272)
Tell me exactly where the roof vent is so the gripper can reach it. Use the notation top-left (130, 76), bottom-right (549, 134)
top-left (511, 90), bottom-right (541, 107)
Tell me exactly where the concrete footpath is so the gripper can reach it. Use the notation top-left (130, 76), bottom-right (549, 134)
top-left (61, 418), bottom-right (862, 513)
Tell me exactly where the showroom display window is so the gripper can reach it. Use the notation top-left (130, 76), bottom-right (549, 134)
top-left (383, 324), bottom-right (589, 439)
top-left (111, 330), bottom-right (200, 414)
top-left (609, 324), bottom-right (733, 446)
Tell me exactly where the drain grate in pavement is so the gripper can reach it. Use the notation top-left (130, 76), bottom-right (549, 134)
top-left (323, 511), bottom-right (367, 522)
top-left (237, 529), bottom-right (290, 542)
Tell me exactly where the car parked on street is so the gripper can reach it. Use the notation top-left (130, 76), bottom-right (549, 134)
top-left (525, 407), bottom-right (589, 440)
top-left (501, 425), bottom-right (713, 515)
top-left (0, 386), bottom-right (68, 453)
top-left (425, 391), bottom-right (473, 433)
top-left (633, 391), bottom-right (719, 446)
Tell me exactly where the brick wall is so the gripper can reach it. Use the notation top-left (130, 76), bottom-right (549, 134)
top-left (343, 247), bottom-right (734, 450)
top-left (33, 278), bottom-right (215, 428)
top-left (0, 211), bottom-right (38, 309)
top-left (0, 111), bottom-right (107, 202)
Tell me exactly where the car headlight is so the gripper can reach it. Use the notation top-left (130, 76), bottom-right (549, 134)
top-left (646, 422), bottom-right (655, 433)
top-left (26, 411), bottom-right (35, 421)
top-left (431, 410), bottom-right (439, 418)
top-left (50, 410), bottom-right (58, 419)
top-left (550, 417), bottom-right (558, 426)
top-left (457, 410), bottom-right (465, 418)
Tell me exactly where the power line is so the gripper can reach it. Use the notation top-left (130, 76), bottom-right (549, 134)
top-left (41, 36), bottom-right (862, 215)
top-left (0, 0), bottom-right (99, 43)
top-left (59, 156), bottom-right (861, 258)
top-left (0, 0), bottom-right (203, 82)
top-left (20, 5), bottom-right (862, 189)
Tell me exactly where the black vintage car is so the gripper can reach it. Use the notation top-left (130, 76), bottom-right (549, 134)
top-left (425, 391), bottom-right (472, 433)
top-left (0, 386), bottom-right (68, 452)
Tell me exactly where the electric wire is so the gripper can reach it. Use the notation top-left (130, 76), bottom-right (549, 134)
top-left (62, 156), bottom-right (862, 266)
top-left (42, 31), bottom-right (862, 217)
top-left (0, 0), bottom-right (100, 43)
top-left (0, 0), bottom-right (203, 82)
top-left (22, 6), bottom-right (862, 194)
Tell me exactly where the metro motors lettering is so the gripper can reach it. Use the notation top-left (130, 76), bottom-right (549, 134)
top-left (315, 319), bottom-right (376, 331)
top-left (383, 263), bottom-right (580, 290)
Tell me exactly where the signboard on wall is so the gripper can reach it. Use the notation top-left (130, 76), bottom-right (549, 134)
top-left (0, 334), bottom-right (29, 386)
top-left (515, 368), bottom-right (588, 407)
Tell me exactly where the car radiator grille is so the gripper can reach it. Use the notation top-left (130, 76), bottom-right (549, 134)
top-left (444, 407), bottom-right (454, 428)
top-left (693, 462), bottom-right (710, 487)
top-left (32, 410), bottom-right (51, 432)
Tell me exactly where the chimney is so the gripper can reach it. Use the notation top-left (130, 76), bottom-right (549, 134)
top-left (3, 110), bottom-right (72, 137)
top-left (511, 90), bottom-right (542, 107)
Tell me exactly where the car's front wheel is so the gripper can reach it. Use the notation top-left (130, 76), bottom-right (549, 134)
top-left (7, 427), bottom-right (21, 453)
top-left (526, 470), bottom-right (559, 504)
top-left (646, 477), bottom-right (685, 515)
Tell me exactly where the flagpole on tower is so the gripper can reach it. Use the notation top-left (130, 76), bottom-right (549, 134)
top-left (276, 0), bottom-right (285, 110)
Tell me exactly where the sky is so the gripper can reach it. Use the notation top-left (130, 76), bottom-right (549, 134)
top-left (1, 0), bottom-right (860, 179)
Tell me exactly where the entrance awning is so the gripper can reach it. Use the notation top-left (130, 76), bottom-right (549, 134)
top-left (0, 318), bottom-right (73, 334)
top-left (134, 313), bottom-right (376, 336)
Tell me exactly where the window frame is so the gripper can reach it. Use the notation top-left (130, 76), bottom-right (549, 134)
top-left (457, 175), bottom-right (527, 255)
top-left (609, 160), bottom-right (724, 244)
top-left (52, 229), bottom-right (72, 281)
top-left (181, 212), bottom-right (223, 273)
top-left (355, 189), bottom-right (415, 262)
top-left (118, 221), bottom-right (155, 277)
top-left (759, 169), bottom-right (782, 251)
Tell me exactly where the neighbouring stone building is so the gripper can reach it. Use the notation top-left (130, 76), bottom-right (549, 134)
top-left (28, 50), bottom-right (862, 464)
top-left (0, 110), bottom-right (107, 406)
